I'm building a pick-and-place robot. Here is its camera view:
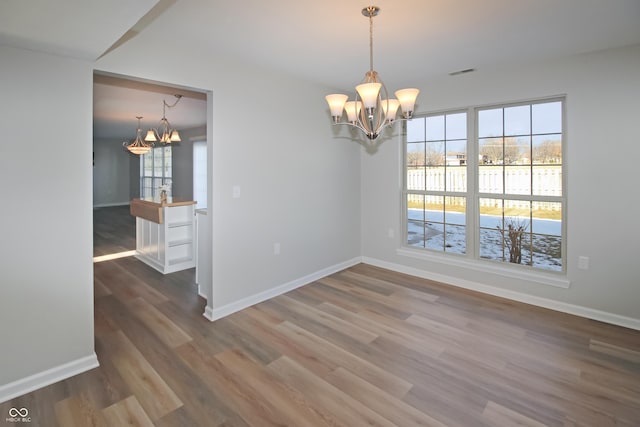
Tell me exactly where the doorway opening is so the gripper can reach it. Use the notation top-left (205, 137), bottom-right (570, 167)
top-left (92, 71), bottom-right (209, 265)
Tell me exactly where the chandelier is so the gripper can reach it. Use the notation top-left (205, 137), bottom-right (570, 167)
top-left (325, 6), bottom-right (419, 140)
top-left (144, 94), bottom-right (183, 144)
top-left (123, 116), bottom-right (152, 155)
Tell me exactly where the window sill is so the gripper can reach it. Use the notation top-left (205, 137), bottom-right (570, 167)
top-left (396, 247), bottom-right (570, 289)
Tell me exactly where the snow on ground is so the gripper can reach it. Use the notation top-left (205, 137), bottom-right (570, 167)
top-left (407, 209), bottom-right (562, 271)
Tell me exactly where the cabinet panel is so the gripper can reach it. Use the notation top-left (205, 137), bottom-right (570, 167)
top-left (134, 202), bottom-right (196, 274)
top-left (168, 224), bottom-right (193, 243)
top-left (165, 205), bottom-right (192, 224)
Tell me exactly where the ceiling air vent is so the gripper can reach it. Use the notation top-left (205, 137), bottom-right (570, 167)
top-left (449, 68), bottom-right (476, 76)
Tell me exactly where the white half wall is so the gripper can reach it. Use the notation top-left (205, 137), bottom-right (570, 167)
top-left (0, 45), bottom-right (97, 399)
top-left (361, 44), bottom-right (640, 325)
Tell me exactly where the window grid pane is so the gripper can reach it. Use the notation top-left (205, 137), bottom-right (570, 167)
top-left (140, 146), bottom-right (172, 198)
top-left (407, 194), bottom-right (425, 247)
top-left (475, 99), bottom-right (563, 272)
top-left (404, 98), bottom-right (565, 274)
top-left (405, 111), bottom-right (468, 255)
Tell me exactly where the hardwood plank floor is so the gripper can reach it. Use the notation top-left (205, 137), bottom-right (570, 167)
top-left (92, 205), bottom-right (135, 257)
top-left (2, 207), bottom-right (640, 426)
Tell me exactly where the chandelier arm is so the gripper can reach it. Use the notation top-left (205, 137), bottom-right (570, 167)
top-left (148, 94), bottom-right (183, 144)
top-left (163, 94), bottom-right (183, 109)
top-left (354, 91), bottom-right (377, 139)
top-left (332, 114), bottom-right (411, 133)
top-left (336, 117), bottom-right (410, 135)
top-left (123, 116), bottom-right (154, 154)
top-left (333, 121), bottom-right (372, 138)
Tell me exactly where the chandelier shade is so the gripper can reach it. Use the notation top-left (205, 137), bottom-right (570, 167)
top-left (381, 98), bottom-right (400, 121)
top-left (356, 82), bottom-right (382, 109)
top-left (344, 101), bottom-right (362, 123)
top-left (145, 94), bottom-right (183, 144)
top-left (395, 88), bottom-right (420, 115)
top-left (326, 94), bottom-right (349, 122)
top-left (123, 116), bottom-right (152, 155)
top-left (123, 95), bottom-right (184, 156)
top-left (325, 6), bottom-right (419, 140)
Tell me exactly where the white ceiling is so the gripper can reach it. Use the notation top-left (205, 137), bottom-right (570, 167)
top-left (92, 74), bottom-right (207, 140)
top-left (2, 0), bottom-right (640, 140)
top-left (0, 0), bottom-right (158, 60)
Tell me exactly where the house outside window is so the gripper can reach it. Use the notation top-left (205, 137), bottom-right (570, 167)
top-left (404, 98), bottom-right (565, 273)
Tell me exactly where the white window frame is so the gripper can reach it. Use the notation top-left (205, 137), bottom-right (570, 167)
top-left (405, 109), bottom-right (469, 255)
top-left (400, 96), bottom-right (568, 288)
top-left (193, 140), bottom-right (207, 209)
top-left (140, 145), bottom-right (172, 198)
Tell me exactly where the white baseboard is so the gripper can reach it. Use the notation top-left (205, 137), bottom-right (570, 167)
top-left (203, 257), bottom-right (362, 321)
top-left (93, 202), bottom-right (130, 208)
top-left (0, 353), bottom-right (99, 403)
top-left (197, 285), bottom-right (207, 300)
top-left (203, 305), bottom-right (215, 321)
top-left (200, 254), bottom-right (640, 330)
top-left (362, 256), bottom-right (640, 331)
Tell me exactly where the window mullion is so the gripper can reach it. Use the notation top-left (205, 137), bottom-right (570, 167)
top-left (467, 107), bottom-right (477, 260)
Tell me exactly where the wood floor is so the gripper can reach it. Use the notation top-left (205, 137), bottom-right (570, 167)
top-left (2, 207), bottom-right (640, 426)
top-left (93, 205), bottom-right (136, 257)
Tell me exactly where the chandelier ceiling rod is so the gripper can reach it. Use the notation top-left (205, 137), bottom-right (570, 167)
top-left (325, 6), bottom-right (419, 141)
top-left (365, 6), bottom-right (377, 73)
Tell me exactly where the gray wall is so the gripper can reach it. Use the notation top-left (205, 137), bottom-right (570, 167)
top-left (92, 126), bottom-right (205, 205)
top-left (4, 9), bottom-right (637, 401)
top-left (360, 44), bottom-right (640, 327)
top-left (93, 138), bottom-right (132, 206)
top-left (129, 151), bottom-right (140, 200)
top-left (0, 45), bottom-right (96, 388)
top-left (95, 30), bottom-right (362, 316)
top-left (171, 125), bottom-right (206, 201)
top-left (1, 11), bottom-right (362, 393)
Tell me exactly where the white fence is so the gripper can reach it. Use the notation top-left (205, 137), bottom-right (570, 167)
top-left (407, 165), bottom-right (562, 212)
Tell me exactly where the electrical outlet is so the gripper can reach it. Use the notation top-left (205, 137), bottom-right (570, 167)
top-left (232, 185), bottom-right (241, 198)
top-left (274, 242), bottom-right (280, 255)
top-left (578, 256), bottom-right (590, 270)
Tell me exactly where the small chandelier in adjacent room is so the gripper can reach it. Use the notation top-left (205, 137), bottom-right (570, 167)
top-left (325, 6), bottom-right (419, 140)
top-left (145, 94), bottom-right (183, 144)
top-left (123, 116), bottom-right (153, 155)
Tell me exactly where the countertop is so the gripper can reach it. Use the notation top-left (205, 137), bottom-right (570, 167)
top-left (132, 197), bottom-right (197, 207)
top-left (130, 198), bottom-right (196, 223)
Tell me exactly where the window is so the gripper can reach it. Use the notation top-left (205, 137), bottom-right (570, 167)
top-left (141, 145), bottom-right (172, 198)
top-left (406, 111), bottom-right (468, 254)
top-left (404, 98), bottom-right (565, 273)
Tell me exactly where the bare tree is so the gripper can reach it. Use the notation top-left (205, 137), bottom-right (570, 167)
top-left (480, 137), bottom-right (525, 164)
top-left (480, 138), bottom-right (501, 164)
top-left (407, 144), bottom-right (445, 167)
top-left (407, 150), bottom-right (424, 167)
top-left (532, 139), bottom-right (562, 164)
top-left (425, 142), bottom-right (444, 166)
top-left (498, 218), bottom-right (529, 264)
